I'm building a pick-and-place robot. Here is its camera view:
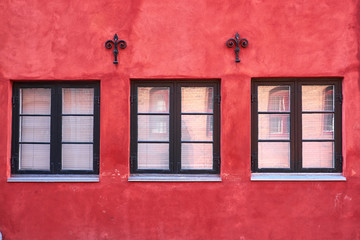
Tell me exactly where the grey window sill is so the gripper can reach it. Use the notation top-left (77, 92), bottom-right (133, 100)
top-left (7, 175), bottom-right (99, 183)
top-left (128, 174), bottom-right (222, 182)
top-left (251, 173), bottom-right (346, 181)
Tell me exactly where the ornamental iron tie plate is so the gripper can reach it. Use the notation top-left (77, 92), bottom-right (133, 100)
top-left (105, 34), bottom-right (127, 64)
top-left (226, 33), bottom-right (248, 62)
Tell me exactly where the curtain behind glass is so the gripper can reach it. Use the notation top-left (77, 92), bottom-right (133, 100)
top-left (62, 88), bottom-right (94, 170)
top-left (19, 88), bottom-right (51, 170)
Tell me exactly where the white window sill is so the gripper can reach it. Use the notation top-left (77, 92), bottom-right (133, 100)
top-left (128, 174), bottom-right (222, 182)
top-left (7, 175), bottom-right (99, 183)
top-left (251, 173), bottom-right (346, 181)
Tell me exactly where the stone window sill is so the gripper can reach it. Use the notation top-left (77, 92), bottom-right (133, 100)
top-left (7, 175), bottom-right (99, 183)
top-left (251, 173), bottom-right (346, 181)
top-left (128, 174), bottom-right (222, 182)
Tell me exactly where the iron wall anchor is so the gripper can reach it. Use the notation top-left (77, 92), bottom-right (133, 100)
top-left (105, 34), bottom-right (127, 64)
top-left (226, 33), bottom-right (248, 62)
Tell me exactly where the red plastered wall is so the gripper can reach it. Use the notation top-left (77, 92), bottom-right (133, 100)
top-left (0, 0), bottom-right (360, 239)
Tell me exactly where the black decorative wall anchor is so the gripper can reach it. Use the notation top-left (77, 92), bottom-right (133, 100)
top-left (105, 34), bottom-right (127, 64)
top-left (226, 33), bottom-right (248, 62)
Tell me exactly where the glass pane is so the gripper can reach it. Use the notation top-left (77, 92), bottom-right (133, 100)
top-left (258, 114), bottom-right (290, 140)
top-left (62, 116), bottom-right (94, 142)
top-left (182, 115), bottom-right (213, 141)
top-left (62, 88), bottom-right (94, 114)
top-left (302, 114), bottom-right (334, 140)
top-left (62, 144), bottom-right (93, 170)
top-left (258, 142), bottom-right (290, 168)
top-left (181, 87), bottom-right (213, 113)
top-left (19, 144), bottom-right (50, 170)
top-left (138, 87), bottom-right (169, 113)
top-left (258, 86), bottom-right (290, 112)
top-left (303, 142), bottom-right (334, 168)
top-left (302, 85), bottom-right (334, 111)
top-left (19, 116), bottom-right (50, 142)
top-left (20, 88), bottom-right (51, 114)
top-left (138, 115), bottom-right (169, 141)
top-left (138, 143), bottom-right (169, 169)
top-left (181, 143), bottom-right (213, 169)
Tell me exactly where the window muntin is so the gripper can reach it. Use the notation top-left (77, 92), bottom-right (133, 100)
top-left (131, 80), bottom-right (220, 174)
top-left (251, 79), bottom-right (342, 173)
top-left (12, 82), bottom-right (100, 175)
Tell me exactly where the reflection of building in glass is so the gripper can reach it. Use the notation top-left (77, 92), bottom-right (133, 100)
top-left (181, 87), bottom-right (214, 169)
top-left (268, 86), bottom-right (289, 135)
top-left (302, 85), bottom-right (335, 168)
top-left (206, 87), bottom-right (214, 137)
top-left (150, 88), bottom-right (169, 134)
top-left (255, 83), bottom-right (338, 170)
top-left (136, 85), bottom-right (216, 170)
top-left (323, 86), bottom-right (334, 133)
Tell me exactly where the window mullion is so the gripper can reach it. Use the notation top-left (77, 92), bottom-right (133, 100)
top-left (173, 82), bottom-right (181, 173)
top-left (50, 86), bottom-right (62, 173)
top-left (293, 81), bottom-right (301, 172)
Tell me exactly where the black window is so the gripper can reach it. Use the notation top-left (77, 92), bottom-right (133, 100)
top-left (11, 82), bottom-right (100, 174)
top-left (130, 80), bottom-right (220, 174)
top-left (251, 78), bottom-right (342, 173)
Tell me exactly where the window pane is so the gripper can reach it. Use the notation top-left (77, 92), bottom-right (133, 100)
top-left (258, 86), bottom-right (290, 112)
top-left (258, 142), bottom-right (290, 168)
top-left (62, 144), bottom-right (93, 170)
top-left (302, 142), bottom-right (334, 168)
top-left (302, 113), bottom-right (334, 140)
top-left (19, 116), bottom-right (50, 142)
top-left (258, 114), bottom-right (290, 140)
top-left (19, 144), bottom-right (50, 170)
top-left (181, 87), bottom-right (213, 113)
top-left (302, 85), bottom-right (334, 111)
top-left (62, 116), bottom-right (93, 142)
top-left (138, 115), bottom-right (169, 141)
top-left (181, 143), bottom-right (213, 169)
top-left (138, 143), bottom-right (169, 169)
top-left (138, 87), bottom-right (169, 113)
top-left (20, 88), bottom-right (51, 114)
top-left (182, 115), bottom-right (213, 141)
top-left (62, 88), bottom-right (94, 114)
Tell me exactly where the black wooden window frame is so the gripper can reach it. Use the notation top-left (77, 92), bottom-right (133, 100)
top-left (130, 80), bottom-right (221, 174)
top-left (11, 81), bottom-right (100, 175)
top-left (251, 78), bottom-right (342, 173)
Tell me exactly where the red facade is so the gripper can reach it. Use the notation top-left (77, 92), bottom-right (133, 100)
top-left (0, 0), bottom-right (360, 239)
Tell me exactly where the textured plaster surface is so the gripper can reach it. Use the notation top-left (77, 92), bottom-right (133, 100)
top-left (0, 0), bottom-right (360, 239)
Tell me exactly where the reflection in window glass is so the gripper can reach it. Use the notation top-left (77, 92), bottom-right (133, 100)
top-left (252, 80), bottom-right (341, 172)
